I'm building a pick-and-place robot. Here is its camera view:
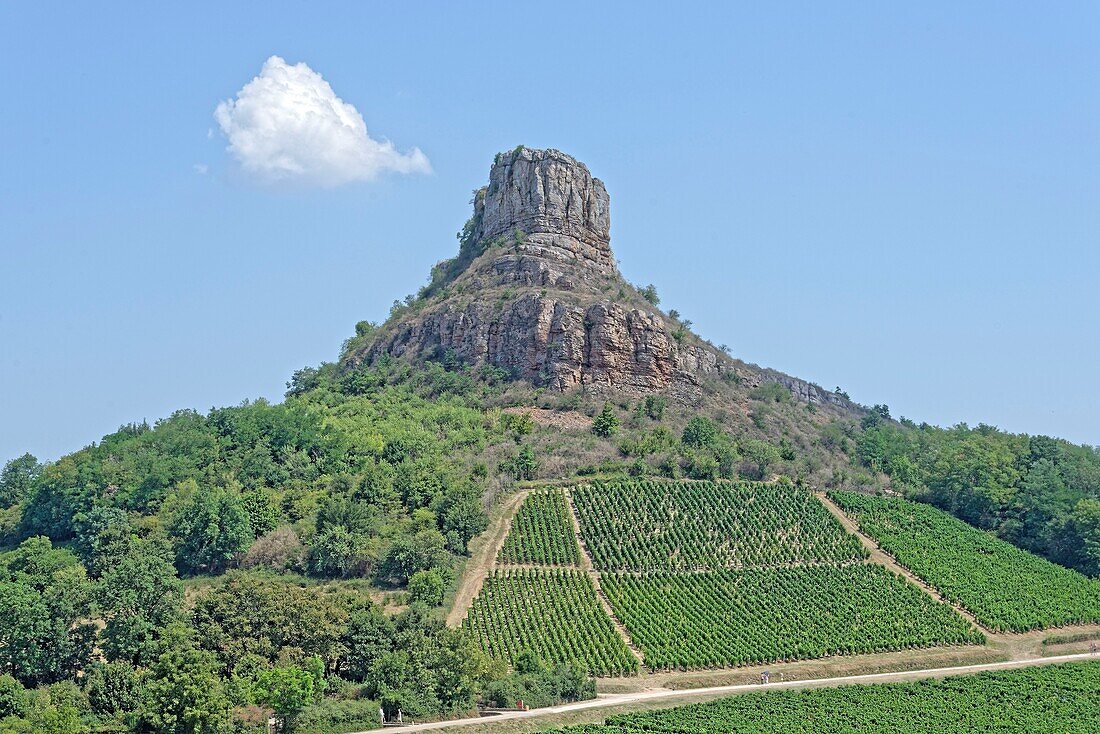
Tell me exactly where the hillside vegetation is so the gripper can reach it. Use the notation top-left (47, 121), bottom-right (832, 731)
top-left (830, 490), bottom-right (1100, 632)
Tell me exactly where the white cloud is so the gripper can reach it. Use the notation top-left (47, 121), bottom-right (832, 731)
top-left (215, 56), bottom-right (430, 187)
top-left (193, 163), bottom-right (209, 175)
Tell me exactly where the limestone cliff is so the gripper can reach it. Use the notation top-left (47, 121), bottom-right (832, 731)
top-left (345, 147), bottom-right (850, 408)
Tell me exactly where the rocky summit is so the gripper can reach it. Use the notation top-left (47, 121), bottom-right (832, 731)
top-left (347, 146), bottom-right (847, 406)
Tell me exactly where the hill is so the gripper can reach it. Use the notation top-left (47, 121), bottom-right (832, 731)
top-left (0, 147), bottom-right (1098, 732)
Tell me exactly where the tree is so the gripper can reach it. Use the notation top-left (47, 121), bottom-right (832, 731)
top-left (0, 538), bottom-right (96, 686)
top-left (407, 569), bottom-right (445, 606)
top-left (592, 404), bottom-right (619, 438)
top-left (167, 482), bottom-right (252, 574)
top-left (72, 505), bottom-right (132, 577)
top-left (635, 283), bottom-right (660, 306)
top-left (190, 573), bottom-right (347, 672)
top-left (241, 489), bottom-right (279, 537)
top-left (682, 417), bottom-right (720, 449)
top-left (433, 483), bottom-right (488, 554)
top-left (342, 604), bottom-right (394, 682)
top-left (505, 446), bottom-right (539, 481)
top-left (379, 530), bottom-right (449, 585)
top-left (84, 661), bottom-right (140, 716)
top-left (97, 539), bottom-right (183, 665)
top-left (1059, 498), bottom-right (1100, 576)
top-left (0, 674), bottom-right (25, 719)
top-left (251, 659), bottom-right (323, 730)
top-left (0, 454), bottom-right (40, 509)
top-left (139, 641), bottom-right (230, 734)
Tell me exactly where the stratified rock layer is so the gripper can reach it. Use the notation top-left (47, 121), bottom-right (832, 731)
top-left (350, 146), bottom-right (847, 406)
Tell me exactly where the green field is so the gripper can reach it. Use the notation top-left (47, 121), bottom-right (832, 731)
top-left (463, 568), bottom-right (637, 676)
top-left (546, 661), bottom-right (1100, 733)
top-left (829, 490), bottom-right (1100, 632)
top-left (498, 489), bottom-right (582, 566)
top-left (601, 564), bottom-right (982, 669)
top-left (572, 480), bottom-right (867, 572)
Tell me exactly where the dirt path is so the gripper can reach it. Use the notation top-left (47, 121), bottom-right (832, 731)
top-left (564, 488), bottom-right (645, 664)
top-left (815, 492), bottom-right (988, 631)
top-left (446, 489), bottom-right (530, 628)
top-left (360, 652), bottom-right (1097, 733)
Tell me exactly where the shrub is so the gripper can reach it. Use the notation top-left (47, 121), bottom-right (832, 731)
top-left (242, 527), bottom-right (304, 571)
top-left (592, 404), bottom-right (619, 438)
top-left (407, 569), bottom-right (445, 606)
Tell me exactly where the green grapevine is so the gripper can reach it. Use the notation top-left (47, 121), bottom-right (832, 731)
top-left (830, 490), bottom-right (1100, 632)
top-left (463, 568), bottom-right (638, 676)
top-left (572, 480), bottom-right (868, 571)
top-left (498, 489), bottom-right (582, 566)
top-left (601, 564), bottom-right (982, 669)
top-left (544, 660), bottom-right (1100, 733)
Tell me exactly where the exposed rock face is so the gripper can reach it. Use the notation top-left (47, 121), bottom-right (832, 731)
top-left (474, 148), bottom-right (615, 276)
top-left (374, 294), bottom-right (725, 395)
top-left (349, 146), bottom-right (852, 408)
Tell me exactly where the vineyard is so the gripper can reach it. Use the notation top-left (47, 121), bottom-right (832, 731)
top-left (463, 569), bottom-right (638, 676)
top-left (600, 565), bottom-right (982, 669)
top-left (498, 489), bottom-right (582, 566)
top-left (545, 661), bottom-right (1100, 733)
top-left (829, 490), bottom-right (1100, 632)
top-left (571, 480), bottom-right (868, 571)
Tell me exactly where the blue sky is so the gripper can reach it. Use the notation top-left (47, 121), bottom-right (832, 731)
top-left (2, 2), bottom-right (1098, 463)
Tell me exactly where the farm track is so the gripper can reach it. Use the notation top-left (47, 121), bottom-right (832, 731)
top-left (354, 651), bottom-right (1099, 733)
top-left (815, 491), bottom-right (989, 632)
top-left (564, 488), bottom-right (646, 664)
top-left (446, 488), bottom-right (531, 628)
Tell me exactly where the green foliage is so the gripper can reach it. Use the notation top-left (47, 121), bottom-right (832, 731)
top-left (0, 454), bottom-right (40, 509)
top-left (191, 573), bottom-right (348, 671)
top-left (503, 445), bottom-right (540, 481)
top-left (0, 538), bottom-right (96, 686)
top-left (572, 480), bottom-right (866, 572)
top-left (592, 404), bottom-right (619, 438)
top-left (96, 538), bottom-right (183, 665)
top-left (0, 675), bottom-right (25, 719)
top-left (0, 681), bottom-right (92, 734)
top-left (830, 491), bottom-right (1100, 631)
top-left (463, 569), bottom-right (638, 676)
top-left (498, 490), bottom-right (581, 566)
top-left (481, 658), bottom-right (595, 710)
top-left (360, 608), bottom-right (491, 718)
top-left (407, 569), bottom-right (445, 606)
top-left (602, 565), bottom-right (981, 670)
top-left (635, 283), bottom-right (660, 306)
top-left (377, 528), bottom-right (450, 585)
top-left (749, 381), bottom-right (790, 404)
top-left (542, 661), bottom-right (1100, 734)
top-left (84, 661), bottom-right (140, 716)
top-left (854, 422), bottom-right (1100, 576)
top-left (681, 417), bottom-right (720, 449)
top-left (636, 395), bottom-right (667, 421)
top-left (251, 659), bottom-right (324, 726)
top-left (138, 639), bottom-right (230, 734)
top-left (167, 482), bottom-right (252, 574)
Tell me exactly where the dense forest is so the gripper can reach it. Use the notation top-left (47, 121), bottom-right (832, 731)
top-left (1, 325), bottom-right (1098, 731)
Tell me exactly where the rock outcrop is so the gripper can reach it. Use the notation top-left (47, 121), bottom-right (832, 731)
top-left (347, 146), bottom-right (850, 407)
top-left (473, 147), bottom-right (615, 277)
